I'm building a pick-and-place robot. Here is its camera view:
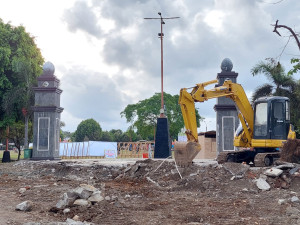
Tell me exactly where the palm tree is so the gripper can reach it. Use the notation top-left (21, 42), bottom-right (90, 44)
top-left (251, 59), bottom-right (296, 102)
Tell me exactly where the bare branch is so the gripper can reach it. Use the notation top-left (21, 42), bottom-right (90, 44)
top-left (272, 20), bottom-right (300, 51)
top-left (277, 36), bottom-right (291, 60)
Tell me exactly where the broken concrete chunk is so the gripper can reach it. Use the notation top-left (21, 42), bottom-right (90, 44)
top-left (88, 191), bottom-right (104, 203)
top-left (74, 187), bottom-right (93, 199)
top-left (259, 174), bottom-right (268, 180)
top-left (16, 200), bottom-right (33, 211)
top-left (289, 167), bottom-right (299, 175)
top-left (275, 163), bottom-right (295, 170)
top-left (19, 188), bottom-right (27, 194)
top-left (56, 192), bottom-right (78, 209)
top-left (264, 168), bottom-right (283, 177)
top-left (63, 208), bottom-right (71, 214)
top-left (66, 218), bottom-right (93, 224)
top-left (278, 199), bottom-right (287, 205)
top-left (223, 163), bottom-right (250, 177)
top-left (80, 184), bottom-right (98, 192)
top-left (73, 199), bottom-right (91, 207)
top-left (256, 178), bottom-right (271, 191)
top-left (291, 196), bottom-right (300, 203)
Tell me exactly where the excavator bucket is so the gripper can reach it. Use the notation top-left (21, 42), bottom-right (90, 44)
top-left (174, 142), bottom-right (201, 167)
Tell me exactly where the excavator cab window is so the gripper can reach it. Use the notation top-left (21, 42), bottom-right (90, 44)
top-left (254, 97), bottom-right (290, 140)
top-left (254, 102), bottom-right (268, 137)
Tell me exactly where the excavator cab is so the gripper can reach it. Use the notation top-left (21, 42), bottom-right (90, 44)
top-left (253, 96), bottom-right (291, 145)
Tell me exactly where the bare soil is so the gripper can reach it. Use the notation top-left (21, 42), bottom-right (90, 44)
top-left (1, 159), bottom-right (300, 225)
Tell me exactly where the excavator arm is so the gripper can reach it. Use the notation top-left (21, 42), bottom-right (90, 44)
top-left (175, 79), bottom-right (254, 166)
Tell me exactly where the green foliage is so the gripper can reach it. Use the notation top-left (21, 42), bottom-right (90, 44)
top-left (103, 127), bottom-right (140, 142)
top-left (74, 119), bottom-right (102, 142)
top-left (0, 19), bottom-right (44, 131)
top-left (4, 121), bottom-right (33, 160)
top-left (288, 58), bottom-right (300, 76)
top-left (251, 59), bottom-right (295, 100)
top-left (121, 92), bottom-right (201, 140)
top-left (101, 131), bottom-right (113, 142)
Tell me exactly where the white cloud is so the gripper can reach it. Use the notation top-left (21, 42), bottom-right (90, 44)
top-left (0, 0), bottom-right (299, 134)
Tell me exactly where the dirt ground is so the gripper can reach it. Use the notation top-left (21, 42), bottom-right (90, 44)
top-left (1, 159), bottom-right (300, 225)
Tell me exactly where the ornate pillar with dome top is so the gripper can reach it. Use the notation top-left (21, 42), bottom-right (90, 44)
top-left (214, 58), bottom-right (239, 153)
top-left (31, 62), bottom-right (64, 160)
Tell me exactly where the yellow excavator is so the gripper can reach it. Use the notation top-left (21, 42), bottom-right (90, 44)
top-left (174, 79), bottom-right (296, 167)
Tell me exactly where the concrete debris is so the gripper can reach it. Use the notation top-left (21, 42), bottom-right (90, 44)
top-left (291, 196), bottom-right (300, 203)
top-left (80, 184), bottom-right (98, 192)
top-left (19, 188), bottom-right (27, 194)
top-left (104, 196), bottom-right (111, 201)
top-left (275, 163), bottom-right (295, 170)
top-left (289, 167), bottom-right (299, 175)
top-left (56, 184), bottom-right (103, 209)
top-left (66, 218), bottom-right (94, 225)
top-left (63, 208), bottom-right (71, 214)
top-left (259, 174), bottom-right (268, 180)
top-left (73, 199), bottom-right (91, 207)
top-left (15, 201), bottom-right (33, 211)
top-left (88, 191), bottom-right (104, 203)
top-left (255, 178), bottom-right (270, 191)
top-left (73, 187), bottom-right (93, 200)
top-left (222, 162), bottom-right (250, 178)
top-left (278, 199), bottom-right (287, 205)
top-left (56, 192), bottom-right (78, 209)
top-left (264, 168), bottom-right (283, 177)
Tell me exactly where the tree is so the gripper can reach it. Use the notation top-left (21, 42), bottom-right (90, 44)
top-left (251, 58), bottom-right (296, 100)
top-left (101, 131), bottom-right (113, 142)
top-left (121, 92), bottom-right (201, 140)
top-left (74, 119), bottom-right (102, 142)
top-left (3, 121), bottom-right (33, 160)
top-left (0, 19), bottom-right (44, 148)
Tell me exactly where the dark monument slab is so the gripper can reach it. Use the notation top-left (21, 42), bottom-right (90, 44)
top-left (2, 151), bottom-right (11, 163)
top-left (154, 117), bottom-right (171, 158)
top-left (31, 62), bottom-right (64, 160)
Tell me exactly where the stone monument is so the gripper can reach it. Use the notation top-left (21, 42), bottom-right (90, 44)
top-left (31, 62), bottom-right (63, 160)
top-left (214, 58), bottom-right (239, 153)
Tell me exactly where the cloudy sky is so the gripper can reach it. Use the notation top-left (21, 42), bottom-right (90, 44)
top-left (0, 0), bottom-right (299, 133)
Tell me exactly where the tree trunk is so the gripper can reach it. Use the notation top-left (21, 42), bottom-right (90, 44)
top-left (24, 115), bottom-right (29, 149)
top-left (18, 148), bottom-right (21, 161)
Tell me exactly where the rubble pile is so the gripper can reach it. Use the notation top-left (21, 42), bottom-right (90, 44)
top-left (1, 159), bottom-right (300, 224)
top-left (281, 139), bottom-right (300, 163)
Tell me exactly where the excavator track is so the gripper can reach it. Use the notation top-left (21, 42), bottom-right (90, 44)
top-left (254, 152), bottom-right (280, 167)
